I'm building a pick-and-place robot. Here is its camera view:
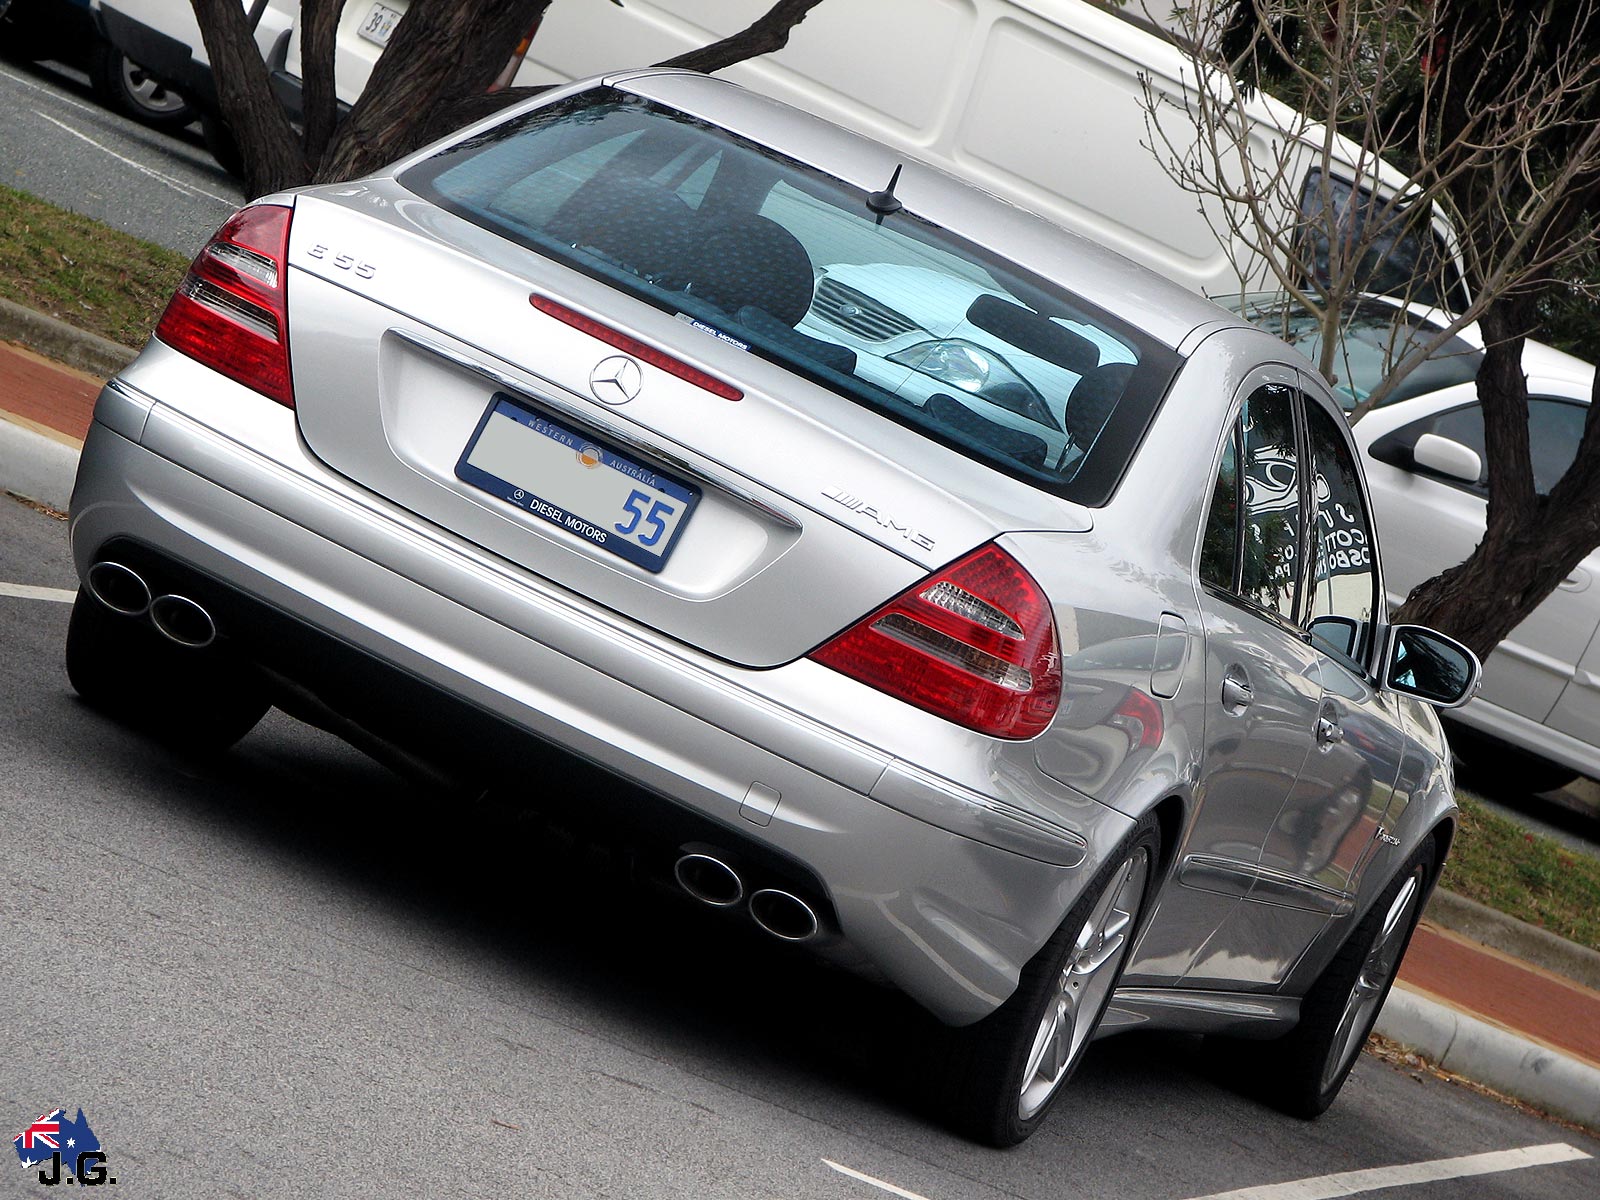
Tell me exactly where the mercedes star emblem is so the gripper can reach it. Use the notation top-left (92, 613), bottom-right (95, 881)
top-left (589, 355), bottom-right (643, 405)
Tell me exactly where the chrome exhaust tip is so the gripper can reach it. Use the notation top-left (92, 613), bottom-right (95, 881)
top-left (749, 888), bottom-right (821, 942)
top-left (674, 852), bottom-right (745, 908)
top-left (149, 594), bottom-right (217, 649)
top-left (86, 561), bottom-right (151, 617)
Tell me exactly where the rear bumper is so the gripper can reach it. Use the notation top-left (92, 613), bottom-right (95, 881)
top-left (69, 368), bottom-right (1131, 1024)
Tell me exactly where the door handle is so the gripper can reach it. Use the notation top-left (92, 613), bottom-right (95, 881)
top-left (1221, 669), bottom-right (1253, 710)
top-left (1316, 715), bottom-right (1344, 747)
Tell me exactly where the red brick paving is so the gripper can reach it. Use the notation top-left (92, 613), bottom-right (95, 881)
top-left (0, 340), bottom-right (99, 444)
top-left (1400, 921), bottom-right (1600, 1068)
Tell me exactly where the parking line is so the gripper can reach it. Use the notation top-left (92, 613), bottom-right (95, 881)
top-left (823, 1159), bottom-right (934, 1200)
top-left (0, 62), bottom-right (103, 119)
top-left (0, 583), bottom-right (76, 604)
top-left (1182, 1142), bottom-right (1591, 1200)
top-left (32, 111), bottom-right (237, 207)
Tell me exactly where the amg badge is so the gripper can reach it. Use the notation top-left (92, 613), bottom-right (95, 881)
top-left (821, 487), bottom-right (936, 552)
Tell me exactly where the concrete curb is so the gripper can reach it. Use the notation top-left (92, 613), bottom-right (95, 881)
top-left (0, 297), bottom-right (137, 381)
top-left (1376, 984), bottom-right (1600, 1130)
top-left (0, 416), bottom-right (78, 513)
top-left (1426, 887), bottom-right (1600, 992)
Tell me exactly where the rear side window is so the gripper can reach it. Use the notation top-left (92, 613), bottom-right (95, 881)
top-left (401, 89), bottom-right (1181, 505)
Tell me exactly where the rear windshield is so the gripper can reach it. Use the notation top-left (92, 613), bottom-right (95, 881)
top-left (401, 88), bottom-right (1180, 506)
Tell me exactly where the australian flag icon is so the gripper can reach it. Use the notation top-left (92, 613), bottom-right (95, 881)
top-left (12, 1107), bottom-right (100, 1171)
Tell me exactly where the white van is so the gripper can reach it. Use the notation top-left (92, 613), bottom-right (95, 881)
top-left (301, 0), bottom-right (1467, 306)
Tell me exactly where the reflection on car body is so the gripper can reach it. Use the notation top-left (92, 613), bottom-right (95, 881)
top-left (66, 71), bottom-right (1479, 1145)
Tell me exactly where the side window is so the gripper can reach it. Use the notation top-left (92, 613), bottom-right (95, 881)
top-left (1304, 402), bottom-right (1378, 664)
top-left (1393, 398), bottom-right (1583, 496)
top-left (1239, 385), bottom-right (1303, 621)
top-left (1201, 425), bottom-right (1240, 591)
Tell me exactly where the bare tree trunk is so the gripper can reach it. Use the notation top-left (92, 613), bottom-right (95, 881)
top-left (188, 0), bottom-right (305, 196)
top-left (1395, 297), bottom-right (1600, 659)
top-left (654, 0), bottom-right (827, 72)
top-left (312, 0), bottom-right (551, 183)
top-left (299, 0), bottom-right (346, 169)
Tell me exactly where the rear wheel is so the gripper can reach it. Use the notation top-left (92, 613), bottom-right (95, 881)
top-left (941, 816), bottom-right (1160, 1146)
top-left (66, 587), bottom-right (270, 751)
top-left (1244, 839), bottom-right (1436, 1118)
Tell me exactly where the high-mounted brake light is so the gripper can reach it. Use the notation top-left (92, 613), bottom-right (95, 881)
top-left (156, 204), bottom-right (294, 407)
top-left (809, 543), bottom-right (1061, 739)
top-left (530, 294), bottom-right (743, 401)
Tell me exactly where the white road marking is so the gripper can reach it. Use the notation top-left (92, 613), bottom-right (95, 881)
top-left (1182, 1142), bottom-right (1592, 1200)
top-left (823, 1159), bottom-right (935, 1200)
top-left (31, 111), bottom-right (237, 207)
top-left (0, 583), bottom-right (76, 604)
top-left (0, 62), bottom-right (103, 118)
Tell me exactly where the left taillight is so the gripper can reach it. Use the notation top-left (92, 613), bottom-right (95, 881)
top-left (155, 203), bottom-right (294, 408)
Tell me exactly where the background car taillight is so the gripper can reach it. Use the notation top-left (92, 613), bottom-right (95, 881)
top-left (809, 543), bottom-right (1061, 739)
top-left (155, 204), bottom-right (294, 408)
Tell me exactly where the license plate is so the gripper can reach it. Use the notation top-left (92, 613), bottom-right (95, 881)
top-left (357, 1), bottom-right (405, 47)
top-left (456, 395), bottom-right (699, 574)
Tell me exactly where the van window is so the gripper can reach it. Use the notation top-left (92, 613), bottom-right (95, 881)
top-left (402, 88), bottom-right (1182, 506)
top-left (1298, 170), bottom-right (1470, 313)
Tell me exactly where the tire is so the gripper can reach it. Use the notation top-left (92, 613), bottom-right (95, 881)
top-left (940, 815), bottom-right (1161, 1146)
top-left (1447, 724), bottom-right (1579, 795)
top-left (1245, 838), bottom-right (1436, 1118)
top-left (88, 41), bottom-right (196, 129)
top-left (66, 587), bottom-right (270, 752)
top-left (201, 115), bottom-right (245, 179)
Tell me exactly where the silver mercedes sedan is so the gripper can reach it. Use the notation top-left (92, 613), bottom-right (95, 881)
top-left (65, 70), bottom-right (1479, 1146)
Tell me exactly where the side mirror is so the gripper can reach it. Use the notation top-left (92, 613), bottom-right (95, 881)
top-left (1309, 614), bottom-right (1361, 658)
top-left (1411, 433), bottom-right (1483, 484)
top-left (1382, 625), bottom-right (1481, 709)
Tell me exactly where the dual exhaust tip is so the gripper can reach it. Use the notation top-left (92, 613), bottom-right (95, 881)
top-left (86, 560), bottom-right (216, 649)
top-left (673, 851), bottom-right (822, 943)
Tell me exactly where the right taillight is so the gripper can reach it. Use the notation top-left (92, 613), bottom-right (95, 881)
top-left (809, 543), bottom-right (1062, 739)
top-left (155, 203), bottom-right (294, 407)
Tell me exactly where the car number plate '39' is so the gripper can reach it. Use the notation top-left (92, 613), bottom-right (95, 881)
top-left (456, 395), bottom-right (699, 573)
top-left (358, 1), bottom-right (405, 47)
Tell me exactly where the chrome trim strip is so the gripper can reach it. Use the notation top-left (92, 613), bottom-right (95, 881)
top-left (1100, 986), bottom-right (1301, 1038)
top-left (389, 328), bottom-right (802, 530)
top-left (1180, 854), bottom-right (1355, 915)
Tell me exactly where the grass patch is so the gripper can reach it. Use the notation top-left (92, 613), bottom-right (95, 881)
top-left (0, 183), bottom-right (188, 348)
top-left (1443, 789), bottom-right (1600, 953)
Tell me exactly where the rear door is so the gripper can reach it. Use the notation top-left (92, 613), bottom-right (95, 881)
top-left (1146, 370), bottom-right (1328, 986)
top-left (1264, 389), bottom-right (1404, 913)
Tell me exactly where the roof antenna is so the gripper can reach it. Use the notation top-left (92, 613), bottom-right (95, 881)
top-left (866, 164), bottom-right (904, 223)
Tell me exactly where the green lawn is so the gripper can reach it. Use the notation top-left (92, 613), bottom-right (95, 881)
top-left (0, 184), bottom-right (188, 348)
top-left (1444, 789), bottom-right (1600, 953)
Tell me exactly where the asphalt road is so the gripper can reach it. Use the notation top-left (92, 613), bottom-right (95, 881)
top-left (0, 54), bottom-right (243, 256)
top-left (3, 493), bottom-right (1598, 1197)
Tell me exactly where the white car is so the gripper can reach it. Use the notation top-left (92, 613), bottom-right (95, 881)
top-left (1245, 295), bottom-right (1600, 792)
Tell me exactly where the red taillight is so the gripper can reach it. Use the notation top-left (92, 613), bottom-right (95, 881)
top-left (809, 543), bottom-right (1061, 739)
top-left (156, 204), bottom-right (294, 407)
